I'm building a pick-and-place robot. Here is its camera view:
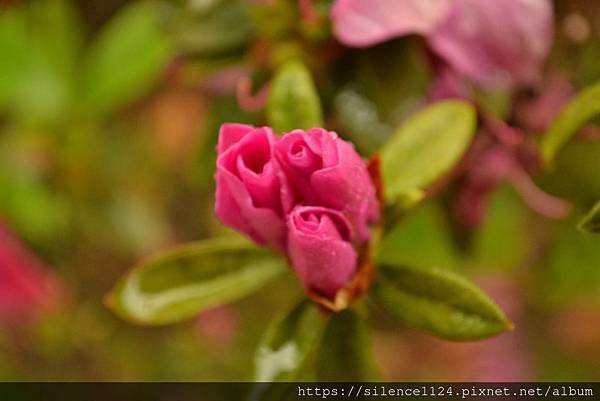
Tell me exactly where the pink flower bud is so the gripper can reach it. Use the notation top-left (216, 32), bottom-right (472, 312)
top-left (215, 124), bottom-right (380, 303)
top-left (275, 128), bottom-right (379, 242)
top-left (215, 124), bottom-right (293, 250)
top-left (287, 206), bottom-right (357, 299)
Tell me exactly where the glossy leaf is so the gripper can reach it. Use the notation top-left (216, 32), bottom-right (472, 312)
top-left (380, 100), bottom-right (476, 201)
top-left (578, 201), bottom-right (600, 234)
top-left (266, 60), bottom-right (323, 134)
top-left (255, 300), bottom-right (325, 382)
top-left (316, 308), bottom-right (380, 381)
top-left (81, 1), bottom-right (171, 115)
top-left (541, 80), bottom-right (600, 164)
top-left (106, 238), bottom-right (287, 325)
top-left (374, 264), bottom-right (512, 341)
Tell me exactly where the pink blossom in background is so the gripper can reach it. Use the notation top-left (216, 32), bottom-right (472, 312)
top-left (215, 124), bottom-right (379, 299)
top-left (428, 0), bottom-right (553, 87)
top-left (332, 0), bottom-right (553, 88)
top-left (453, 120), bottom-right (571, 229)
top-left (331, 0), bottom-right (451, 47)
top-left (514, 72), bottom-right (575, 133)
top-left (0, 221), bottom-right (62, 322)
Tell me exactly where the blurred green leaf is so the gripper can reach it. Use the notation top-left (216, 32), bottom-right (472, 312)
top-left (0, 3), bottom-right (75, 125)
top-left (29, 0), bottom-right (82, 78)
top-left (541, 80), bottom-right (600, 164)
top-left (374, 264), bottom-right (512, 341)
top-left (82, 0), bottom-right (171, 115)
top-left (470, 186), bottom-right (531, 271)
top-left (536, 220), bottom-right (600, 306)
top-left (380, 100), bottom-right (476, 201)
top-left (107, 238), bottom-right (287, 325)
top-left (0, 7), bottom-right (31, 108)
top-left (537, 140), bottom-right (600, 206)
top-left (173, 0), bottom-right (253, 57)
top-left (335, 86), bottom-right (392, 155)
top-left (316, 309), bottom-right (380, 381)
top-left (378, 203), bottom-right (460, 269)
top-left (266, 60), bottom-right (323, 133)
top-left (255, 300), bottom-right (324, 382)
top-left (578, 201), bottom-right (600, 234)
top-left (0, 167), bottom-right (68, 247)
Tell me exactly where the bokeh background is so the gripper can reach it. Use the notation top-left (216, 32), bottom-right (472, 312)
top-left (1, 0), bottom-right (599, 381)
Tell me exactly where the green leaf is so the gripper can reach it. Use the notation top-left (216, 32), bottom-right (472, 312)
top-left (316, 308), bottom-right (380, 381)
top-left (380, 100), bottom-right (476, 201)
top-left (578, 201), bottom-right (600, 234)
top-left (81, 0), bottom-right (171, 115)
top-left (106, 238), bottom-right (287, 325)
top-left (266, 60), bottom-right (323, 134)
top-left (541, 80), bottom-right (600, 164)
top-left (255, 300), bottom-right (325, 382)
top-left (373, 264), bottom-right (512, 341)
top-left (172, 0), bottom-right (253, 57)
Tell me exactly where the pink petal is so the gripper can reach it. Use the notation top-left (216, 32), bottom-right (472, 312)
top-left (331, 0), bottom-right (452, 47)
top-left (428, 0), bottom-right (553, 87)
top-left (217, 123), bottom-right (256, 154)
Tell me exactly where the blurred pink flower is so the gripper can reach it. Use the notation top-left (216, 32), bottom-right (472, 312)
top-left (331, 0), bottom-right (452, 47)
top-left (0, 220), bottom-right (62, 322)
top-left (453, 119), bottom-right (570, 229)
top-left (332, 0), bottom-right (553, 87)
top-left (428, 0), bottom-right (553, 87)
top-left (514, 72), bottom-right (575, 133)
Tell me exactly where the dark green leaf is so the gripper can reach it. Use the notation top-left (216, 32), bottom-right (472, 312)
top-left (82, 0), bottom-right (171, 115)
top-left (374, 264), bottom-right (512, 341)
top-left (255, 300), bottom-right (325, 381)
top-left (578, 201), bottom-right (600, 234)
top-left (316, 308), bottom-right (380, 381)
top-left (380, 100), bottom-right (476, 201)
top-left (106, 237), bottom-right (287, 325)
top-left (266, 60), bottom-right (323, 133)
top-left (541, 80), bottom-right (600, 164)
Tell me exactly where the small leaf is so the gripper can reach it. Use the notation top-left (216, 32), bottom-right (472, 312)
top-left (82, 1), bottom-right (171, 115)
top-left (541, 80), bottom-right (600, 164)
top-left (255, 300), bottom-right (325, 382)
top-left (380, 100), bottom-right (476, 201)
top-left (373, 264), bottom-right (512, 341)
top-left (106, 238), bottom-right (287, 325)
top-left (578, 201), bottom-right (600, 234)
top-left (266, 60), bottom-right (323, 133)
top-left (316, 308), bottom-right (380, 381)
